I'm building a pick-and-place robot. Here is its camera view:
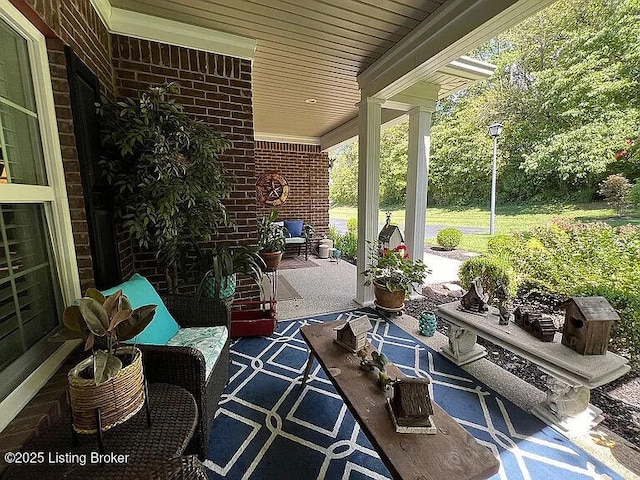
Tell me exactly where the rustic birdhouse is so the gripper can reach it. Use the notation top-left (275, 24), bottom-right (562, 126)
top-left (459, 277), bottom-right (489, 313)
top-left (387, 378), bottom-right (436, 434)
top-left (378, 212), bottom-right (404, 251)
top-left (514, 307), bottom-right (556, 342)
top-left (560, 297), bottom-right (618, 355)
top-left (334, 315), bottom-right (372, 353)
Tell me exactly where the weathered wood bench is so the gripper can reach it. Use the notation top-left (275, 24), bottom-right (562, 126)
top-left (300, 320), bottom-right (500, 480)
top-left (436, 301), bottom-right (630, 429)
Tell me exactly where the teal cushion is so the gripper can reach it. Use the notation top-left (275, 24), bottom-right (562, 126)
top-left (283, 220), bottom-right (303, 237)
top-left (166, 326), bottom-right (228, 379)
top-left (102, 273), bottom-right (180, 345)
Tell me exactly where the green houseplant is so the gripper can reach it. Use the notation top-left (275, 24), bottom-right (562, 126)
top-left (98, 82), bottom-right (232, 291)
top-left (52, 288), bottom-right (157, 433)
top-left (362, 243), bottom-right (430, 309)
top-left (195, 244), bottom-right (266, 302)
top-left (258, 209), bottom-right (286, 270)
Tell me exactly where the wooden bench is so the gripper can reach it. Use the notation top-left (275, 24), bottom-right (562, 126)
top-left (300, 320), bottom-right (500, 480)
top-left (436, 301), bottom-right (630, 429)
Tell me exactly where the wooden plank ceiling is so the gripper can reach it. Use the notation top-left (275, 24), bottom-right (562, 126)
top-left (109, 0), bottom-right (448, 140)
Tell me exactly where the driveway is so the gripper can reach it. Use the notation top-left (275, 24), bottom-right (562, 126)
top-left (329, 218), bottom-right (488, 237)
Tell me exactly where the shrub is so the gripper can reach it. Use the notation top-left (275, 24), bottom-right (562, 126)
top-left (346, 218), bottom-right (357, 233)
top-left (459, 255), bottom-right (518, 300)
top-left (327, 226), bottom-right (357, 260)
top-left (487, 234), bottom-right (516, 256)
top-left (628, 182), bottom-right (640, 210)
top-left (489, 220), bottom-right (640, 369)
top-left (598, 174), bottom-right (631, 215)
top-left (436, 228), bottom-right (462, 250)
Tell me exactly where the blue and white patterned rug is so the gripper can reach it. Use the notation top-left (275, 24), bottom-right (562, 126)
top-left (205, 309), bottom-right (623, 480)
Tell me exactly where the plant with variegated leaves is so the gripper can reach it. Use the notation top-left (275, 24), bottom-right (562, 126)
top-left (53, 289), bottom-right (156, 385)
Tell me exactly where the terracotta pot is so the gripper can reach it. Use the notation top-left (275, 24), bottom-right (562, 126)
top-left (373, 281), bottom-right (406, 309)
top-left (68, 346), bottom-right (145, 433)
top-left (260, 251), bottom-right (282, 270)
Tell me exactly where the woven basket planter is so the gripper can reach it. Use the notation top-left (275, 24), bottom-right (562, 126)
top-left (68, 346), bottom-right (145, 434)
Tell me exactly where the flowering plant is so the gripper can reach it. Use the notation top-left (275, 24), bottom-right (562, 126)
top-left (362, 242), bottom-right (430, 295)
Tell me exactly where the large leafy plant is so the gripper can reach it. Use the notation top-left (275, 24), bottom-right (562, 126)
top-left (53, 289), bottom-right (157, 384)
top-left (362, 242), bottom-right (429, 295)
top-left (257, 209), bottom-right (286, 253)
top-left (193, 244), bottom-right (266, 301)
top-left (98, 82), bottom-right (232, 286)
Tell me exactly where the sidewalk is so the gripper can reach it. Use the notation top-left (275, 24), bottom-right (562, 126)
top-left (422, 252), bottom-right (462, 285)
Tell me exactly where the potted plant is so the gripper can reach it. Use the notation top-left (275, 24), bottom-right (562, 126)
top-left (258, 209), bottom-right (286, 270)
top-left (98, 82), bottom-right (232, 292)
top-left (52, 288), bottom-right (157, 433)
top-left (362, 242), bottom-right (430, 310)
top-left (194, 244), bottom-right (266, 303)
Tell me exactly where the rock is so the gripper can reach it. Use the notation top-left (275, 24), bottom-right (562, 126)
top-left (443, 283), bottom-right (464, 297)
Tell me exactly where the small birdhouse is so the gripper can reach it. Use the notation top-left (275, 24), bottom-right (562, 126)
top-left (560, 297), bottom-right (618, 355)
top-left (334, 315), bottom-right (372, 353)
top-left (387, 378), bottom-right (436, 434)
top-left (514, 307), bottom-right (556, 342)
top-left (378, 212), bottom-right (404, 251)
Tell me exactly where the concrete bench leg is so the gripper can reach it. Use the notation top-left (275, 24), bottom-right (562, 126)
top-left (440, 324), bottom-right (487, 366)
top-left (531, 375), bottom-right (602, 432)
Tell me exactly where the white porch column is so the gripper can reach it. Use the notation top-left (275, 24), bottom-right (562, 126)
top-left (356, 97), bottom-right (384, 305)
top-left (405, 105), bottom-right (435, 261)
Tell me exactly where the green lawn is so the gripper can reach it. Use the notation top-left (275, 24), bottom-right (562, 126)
top-left (330, 203), bottom-right (638, 253)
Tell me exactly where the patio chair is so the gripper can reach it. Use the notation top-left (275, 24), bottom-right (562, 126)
top-left (103, 274), bottom-right (231, 460)
top-left (277, 219), bottom-right (311, 260)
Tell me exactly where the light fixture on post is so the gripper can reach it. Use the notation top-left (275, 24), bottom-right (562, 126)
top-left (488, 122), bottom-right (503, 235)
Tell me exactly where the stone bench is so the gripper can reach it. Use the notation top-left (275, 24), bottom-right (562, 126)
top-left (436, 301), bottom-right (630, 430)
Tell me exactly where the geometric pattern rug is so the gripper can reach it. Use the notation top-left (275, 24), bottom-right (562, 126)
top-left (205, 308), bottom-right (623, 480)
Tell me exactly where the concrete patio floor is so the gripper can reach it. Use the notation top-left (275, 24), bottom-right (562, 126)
top-left (276, 256), bottom-right (640, 480)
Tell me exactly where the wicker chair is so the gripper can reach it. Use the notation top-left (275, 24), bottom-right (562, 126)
top-left (138, 296), bottom-right (230, 460)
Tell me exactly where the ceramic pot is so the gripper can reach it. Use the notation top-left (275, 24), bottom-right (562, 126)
top-left (260, 251), bottom-right (282, 270)
top-left (419, 311), bottom-right (437, 336)
top-left (373, 281), bottom-right (406, 309)
top-left (202, 274), bottom-right (237, 300)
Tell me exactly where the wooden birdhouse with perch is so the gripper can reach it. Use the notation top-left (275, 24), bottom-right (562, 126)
top-left (334, 315), bottom-right (371, 353)
top-left (378, 212), bottom-right (404, 251)
top-left (387, 378), bottom-right (436, 434)
top-left (560, 297), bottom-right (618, 355)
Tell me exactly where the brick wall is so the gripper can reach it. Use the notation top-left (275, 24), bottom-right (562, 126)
top-left (111, 35), bottom-right (258, 298)
top-left (255, 141), bottom-right (330, 239)
top-left (25, 0), bottom-right (113, 94)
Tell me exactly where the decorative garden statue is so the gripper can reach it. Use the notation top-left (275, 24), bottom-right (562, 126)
top-left (494, 283), bottom-right (511, 325)
top-left (459, 277), bottom-right (489, 313)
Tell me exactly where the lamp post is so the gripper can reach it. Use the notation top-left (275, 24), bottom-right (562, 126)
top-left (488, 122), bottom-right (503, 235)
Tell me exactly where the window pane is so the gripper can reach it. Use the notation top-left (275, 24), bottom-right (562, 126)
top-left (0, 19), bottom-right (36, 111)
top-left (0, 103), bottom-right (46, 185)
top-left (0, 204), bottom-right (62, 374)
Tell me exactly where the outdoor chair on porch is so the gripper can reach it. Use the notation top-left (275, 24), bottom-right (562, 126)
top-left (277, 219), bottom-right (312, 260)
top-left (102, 274), bottom-right (231, 460)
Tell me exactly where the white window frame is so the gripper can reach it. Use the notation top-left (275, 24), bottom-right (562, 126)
top-left (0, 0), bottom-right (82, 432)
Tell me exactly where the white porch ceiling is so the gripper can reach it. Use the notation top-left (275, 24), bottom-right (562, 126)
top-left (105, 0), bottom-right (553, 145)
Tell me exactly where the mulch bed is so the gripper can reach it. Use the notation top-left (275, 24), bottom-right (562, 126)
top-left (413, 245), bottom-right (640, 448)
top-left (405, 291), bottom-right (640, 450)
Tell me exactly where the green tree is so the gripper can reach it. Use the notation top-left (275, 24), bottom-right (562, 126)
top-left (329, 143), bottom-right (358, 206)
